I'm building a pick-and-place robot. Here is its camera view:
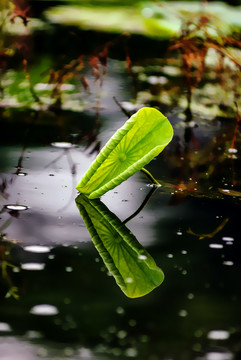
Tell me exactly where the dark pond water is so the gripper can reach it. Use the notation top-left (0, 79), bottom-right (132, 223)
top-left (1, 4), bottom-right (241, 360)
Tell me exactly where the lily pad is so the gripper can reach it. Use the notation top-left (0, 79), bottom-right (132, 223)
top-left (76, 107), bottom-right (173, 199)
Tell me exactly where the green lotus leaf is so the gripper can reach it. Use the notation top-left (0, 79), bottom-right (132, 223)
top-left (76, 194), bottom-right (164, 298)
top-left (76, 107), bottom-right (173, 198)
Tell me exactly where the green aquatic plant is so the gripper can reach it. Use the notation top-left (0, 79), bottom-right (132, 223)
top-left (76, 107), bottom-right (173, 198)
top-left (76, 194), bottom-right (164, 298)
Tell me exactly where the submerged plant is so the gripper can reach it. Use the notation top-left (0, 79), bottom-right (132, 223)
top-left (76, 107), bottom-right (173, 198)
top-left (76, 194), bottom-right (164, 298)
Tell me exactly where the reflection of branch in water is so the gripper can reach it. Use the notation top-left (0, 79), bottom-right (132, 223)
top-left (0, 240), bottom-right (20, 299)
top-left (44, 148), bottom-right (76, 175)
top-left (44, 146), bottom-right (78, 212)
top-left (123, 167), bottom-right (162, 224)
top-left (123, 186), bottom-right (157, 224)
top-left (187, 217), bottom-right (229, 240)
top-left (113, 96), bottom-right (132, 118)
top-left (15, 146), bottom-right (27, 175)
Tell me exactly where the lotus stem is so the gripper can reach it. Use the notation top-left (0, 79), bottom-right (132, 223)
top-left (141, 167), bottom-right (160, 186)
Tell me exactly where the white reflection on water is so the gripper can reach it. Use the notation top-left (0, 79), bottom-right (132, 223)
top-left (51, 142), bottom-right (73, 149)
top-left (209, 244), bottom-right (223, 249)
top-left (228, 148), bottom-right (237, 154)
top-left (222, 237), bottom-right (234, 242)
top-left (0, 336), bottom-right (98, 360)
top-left (23, 245), bottom-right (51, 253)
top-left (223, 261), bottom-right (234, 266)
top-left (4, 204), bottom-right (28, 211)
top-left (178, 309), bottom-right (188, 317)
top-left (207, 330), bottom-right (230, 340)
top-left (30, 304), bottom-right (59, 316)
top-left (21, 263), bottom-right (45, 271)
top-left (205, 352), bottom-right (233, 360)
top-left (0, 323), bottom-right (11, 332)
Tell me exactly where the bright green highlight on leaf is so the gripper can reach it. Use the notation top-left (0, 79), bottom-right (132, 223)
top-left (76, 107), bottom-right (173, 198)
top-left (76, 194), bottom-right (164, 298)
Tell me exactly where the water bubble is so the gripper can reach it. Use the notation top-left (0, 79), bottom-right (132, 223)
top-left (108, 326), bottom-right (117, 334)
top-left (194, 329), bottom-right (203, 338)
top-left (147, 75), bottom-right (168, 85)
top-left (51, 142), bottom-right (73, 149)
top-left (223, 261), bottom-right (234, 266)
top-left (0, 322), bottom-right (11, 332)
top-left (125, 348), bottom-right (138, 357)
top-left (64, 347), bottom-right (74, 356)
top-left (64, 298), bottom-right (71, 305)
top-left (181, 250), bottom-right (187, 255)
top-left (4, 204), bottom-right (28, 211)
top-left (209, 244), bottom-right (223, 249)
top-left (142, 7), bottom-right (153, 18)
top-left (206, 352), bottom-right (233, 360)
top-left (48, 254), bottom-right (55, 260)
top-left (112, 348), bottom-right (122, 356)
top-left (79, 348), bottom-right (93, 358)
top-left (207, 330), bottom-right (230, 340)
top-left (177, 231), bottom-right (183, 235)
top-left (167, 253), bottom-right (173, 258)
top-left (21, 263), bottom-right (45, 271)
top-left (140, 335), bottom-right (149, 343)
top-left (17, 172), bottom-right (27, 176)
top-left (125, 277), bottom-right (133, 283)
top-left (25, 330), bottom-right (43, 339)
top-left (30, 304), bottom-right (59, 316)
top-left (222, 237), bottom-right (234, 242)
top-left (193, 343), bottom-right (202, 352)
top-left (65, 267), bottom-right (73, 272)
top-left (117, 330), bottom-right (127, 339)
top-left (187, 293), bottom-right (194, 300)
top-left (23, 245), bottom-right (51, 253)
top-left (37, 348), bottom-right (48, 357)
top-left (138, 254), bottom-right (147, 260)
top-left (128, 319), bottom-right (136, 327)
top-left (116, 306), bottom-right (125, 315)
top-left (178, 309), bottom-right (188, 317)
top-left (228, 148), bottom-right (237, 154)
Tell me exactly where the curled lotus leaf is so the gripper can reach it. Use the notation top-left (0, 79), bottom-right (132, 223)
top-left (76, 107), bottom-right (173, 198)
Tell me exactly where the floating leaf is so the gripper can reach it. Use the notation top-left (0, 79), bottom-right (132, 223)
top-left (76, 194), bottom-right (164, 298)
top-left (76, 107), bottom-right (173, 198)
